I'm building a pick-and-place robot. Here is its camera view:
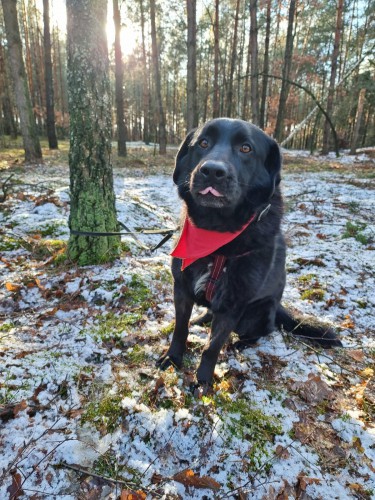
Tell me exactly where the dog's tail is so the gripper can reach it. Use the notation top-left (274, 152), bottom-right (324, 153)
top-left (275, 305), bottom-right (343, 348)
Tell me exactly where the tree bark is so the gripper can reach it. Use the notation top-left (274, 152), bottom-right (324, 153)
top-left (259, 0), bottom-right (271, 130)
top-left (226, 0), bottom-right (240, 117)
top-left (212, 0), bottom-right (220, 118)
top-left (321, 0), bottom-right (344, 154)
top-left (113, 0), bottom-right (127, 156)
top-left (66, 0), bottom-right (120, 265)
top-left (186, 0), bottom-right (198, 131)
top-left (249, 0), bottom-right (259, 125)
top-left (1, 0), bottom-right (42, 161)
top-left (350, 87), bottom-right (366, 154)
top-left (43, 0), bottom-right (58, 149)
top-left (0, 40), bottom-right (17, 138)
top-left (139, 0), bottom-right (150, 144)
top-left (150, 0), bottom-right (167, 154)
top-left (274, 0), bottom-right (296, 142)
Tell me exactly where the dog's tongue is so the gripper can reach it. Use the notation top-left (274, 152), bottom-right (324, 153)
top-left (199, 186), bottom-right (224, 197)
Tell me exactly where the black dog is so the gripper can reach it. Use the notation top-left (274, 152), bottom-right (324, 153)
top-left (157, 118), bottom-right (341, 386)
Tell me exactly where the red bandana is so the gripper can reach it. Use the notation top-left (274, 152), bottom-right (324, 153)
top-left (171, 214), bottom-right (256, 270)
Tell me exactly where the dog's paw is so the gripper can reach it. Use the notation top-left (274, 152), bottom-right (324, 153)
top-left (156, 353), bottom-right (182, 371)
top-left (190, 381), bottom-right (213, 397)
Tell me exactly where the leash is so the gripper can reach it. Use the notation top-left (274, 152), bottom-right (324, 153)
top-left (70, 220), bottom-right (177, 252)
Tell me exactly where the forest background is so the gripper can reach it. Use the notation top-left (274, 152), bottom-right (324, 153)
top-left (0, 0), bottom-right (374, 160)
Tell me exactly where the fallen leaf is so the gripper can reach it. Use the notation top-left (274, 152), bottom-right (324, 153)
top-left (297, 475), bottom-right (321, 491)
top-left (120, 489), bottom-right (147, 500)
top-left (348, 483), bottom-right (367, 494)
top-left (275, 445), bottom-right (290, 459)
top-left (352, 437), bottom-right (364, 454)
top-left (5, 282), bottom-right (21, 292)
top-left (151, 473), bottom-right (163, 484)
top-left (291, 374), bottom-right (334, 403)
top-left (173, 469), bottom-right (221, 491)
top-left (341, 316), bottom-right (355, 329)
top-left (7, 471), bottom-right (23, 498)
top-left (0, 400), bottom-right (27, 422)
top-left (347, 349), bottom-right (364, 362)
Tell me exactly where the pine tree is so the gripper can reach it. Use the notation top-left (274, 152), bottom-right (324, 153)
top-left (66, 0), bottom-right (120, 265)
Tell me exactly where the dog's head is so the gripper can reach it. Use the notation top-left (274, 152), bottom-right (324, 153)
top-left (174, 118), bottom-right (281, 215)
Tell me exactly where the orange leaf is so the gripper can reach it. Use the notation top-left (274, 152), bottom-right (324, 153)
top-left (120, 490), bottom-right (146, 500)
top-left (173, 469), bottom-right (221, 491)
top-left (5, 282), bottom-right (21, 292)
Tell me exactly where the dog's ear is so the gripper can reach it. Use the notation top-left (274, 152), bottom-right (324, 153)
top-left (265, 139), bottom-right (282, 188)
top-left (173, 129), bottom-right (196, 185)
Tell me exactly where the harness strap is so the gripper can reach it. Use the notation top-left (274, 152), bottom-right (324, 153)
top-left (205, 255), bottom-right (227, 302)
top-left (204, 250), bottom-right (253, 302)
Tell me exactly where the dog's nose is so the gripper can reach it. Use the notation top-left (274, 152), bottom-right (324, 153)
top-left (199, 161), bottom-right (227, 180)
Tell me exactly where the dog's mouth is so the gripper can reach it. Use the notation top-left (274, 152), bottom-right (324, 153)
top-left (198, 186), bottom-right (224, 197)
top-left (194, 185), bottom-right (228, 207)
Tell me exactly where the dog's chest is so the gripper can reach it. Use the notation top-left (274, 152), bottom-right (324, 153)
top-left (190, 258), bottom-right (227, 300)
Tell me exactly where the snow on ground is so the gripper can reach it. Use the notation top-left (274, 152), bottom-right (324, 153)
top-left (0, 159), bottom-right (374, 499)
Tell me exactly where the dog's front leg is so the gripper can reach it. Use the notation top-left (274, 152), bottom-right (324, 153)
top-left (157, 285), bottom-right (194, 370)
top-left (196, 312), bottom-right (238, 385)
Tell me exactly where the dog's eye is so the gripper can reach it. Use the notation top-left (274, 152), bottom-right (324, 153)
top-left (240, 144), bottom-right (252, 153)
top-left (199, 138), bottom-right (209, 149)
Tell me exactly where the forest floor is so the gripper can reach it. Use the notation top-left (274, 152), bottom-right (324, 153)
top-left (0, 142), bottom-right (374, 499)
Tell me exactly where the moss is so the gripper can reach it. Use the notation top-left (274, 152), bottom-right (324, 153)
top-left (95, 312), bottom-right (143, 342)
top-left (123, 274), bottom-right (152, 311)
top-left (125, 345), bottom-right (147, 364)
top-left (342, 221), bottom-right (370, 245)
top-left (0, 322), bottom-right (14, 333)
top-left (160, 322), bottom-right (175, 337)
top-left (153, 266), bottom-right (173, 284)
top-left (297, 273), bottom-right (316, 283)
top-left (356, 299), bottom-right (367, 309)
top-left (81, 384), bottom-right (131, 433)
top-left (121, 241), bottom-right (132, 253)
top-left (31, 239), bottom-right (67, 262)
top-left (214, 393), bottom-right (283, 469)
top-left (29, 222), bottom-right (62, 238)
top-left (0, 236), bottom-right (24, 252)
top-left (301, 288), bottom-right (325, 301)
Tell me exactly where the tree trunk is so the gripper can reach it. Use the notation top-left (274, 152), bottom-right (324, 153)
top-left (1, 0), bottom-right (42, 161)
top-left (186, 0), bottom-right (198, 130)
top-left (139, 0), bottom-right (150, 144)
top-left (321, 0), bottom-right (344, 154)
top-left (350, 87), bottom-right (366, 154)
top-left (226, 0), bottom-right (240, 117)
top-left (212, 0), bottom-right (220, 118)
top-left (0, 40), bottom-right (17, 138)
top-left (274, 0), bottom-right (296, 142)
top-left (113, 0), bottom-right (127, 156)
top-left (66, 0), bottom-right (120, 265)
top-left (249, 0), bottom-right (259, 125)
top-left (43, 0), bottom-right (58, 149)
top-left (259, 0), bottom-right (271, 130)
top-left (150, 0), bottom-right (167, 154)
top-left (242, 11), bottom-right (251, 120)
